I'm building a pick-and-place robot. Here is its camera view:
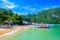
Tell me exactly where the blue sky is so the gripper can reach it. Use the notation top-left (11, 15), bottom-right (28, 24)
top-left (0, 0), bottom-right (60, 15)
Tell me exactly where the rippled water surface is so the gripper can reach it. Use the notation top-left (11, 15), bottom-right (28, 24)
top-left (11, 24), bottom-right (60, 40)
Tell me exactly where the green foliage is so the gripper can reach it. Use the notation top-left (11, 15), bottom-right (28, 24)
top-left (12, 14), bottom-right (23, 24)
top-left (0, 8), bottom-right (60, 24)
top-left (0, 8), bottom-right (23, 24)
top-left (25, 8), bottom-right (60, 24)
top-left (37, 8), bottom-right (60, 24)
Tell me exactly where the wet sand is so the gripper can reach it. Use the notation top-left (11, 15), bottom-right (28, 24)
top-left (0, 25), bottom-right (33, 40)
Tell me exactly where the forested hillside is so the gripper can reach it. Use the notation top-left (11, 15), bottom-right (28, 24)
top-left (0, 8), bottom-right (23, 24)
top-left (0, 8), bottom-right (60, 24)
top-left (25, 8), bottom-right (60, 24)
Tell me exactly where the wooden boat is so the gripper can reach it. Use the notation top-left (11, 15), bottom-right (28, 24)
top-left (37, 24), bottom-right (50, 28)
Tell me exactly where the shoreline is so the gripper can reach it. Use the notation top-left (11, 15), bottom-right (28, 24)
top-left (0, 25), bottom-right (33, 40)
top-left (0, 27), bottom-right (21, 37)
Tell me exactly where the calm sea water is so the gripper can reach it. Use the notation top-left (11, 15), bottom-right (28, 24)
top-left (11, 24), bottom-right (60, 40)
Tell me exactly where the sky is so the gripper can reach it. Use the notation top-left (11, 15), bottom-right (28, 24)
top-left (0, 0), bottom-right (60, 15)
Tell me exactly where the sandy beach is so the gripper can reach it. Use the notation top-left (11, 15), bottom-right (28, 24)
top-left (0, 25), bottom-right (33, 40)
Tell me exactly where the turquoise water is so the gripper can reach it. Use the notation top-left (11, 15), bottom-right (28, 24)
top-left (11, 24), bottom-right (60, 40)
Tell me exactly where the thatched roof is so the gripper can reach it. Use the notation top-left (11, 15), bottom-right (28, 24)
top-left (2, 20), bottom-right (13, 25)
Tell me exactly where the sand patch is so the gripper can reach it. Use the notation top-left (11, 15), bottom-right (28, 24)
top-left (0, 26), bottom-right (20, 35)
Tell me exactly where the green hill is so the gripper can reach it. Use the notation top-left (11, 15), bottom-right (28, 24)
top-left (37, 8), bottom-right (60, 24)
top-left (25, 8), bottom-right (60, 24)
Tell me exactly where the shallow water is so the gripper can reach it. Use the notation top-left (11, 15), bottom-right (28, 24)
top-left (10, 24), bottom-right (60, 40)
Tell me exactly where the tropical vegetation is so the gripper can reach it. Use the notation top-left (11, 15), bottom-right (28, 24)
top-left (0, 8), bottom-right (60, 24)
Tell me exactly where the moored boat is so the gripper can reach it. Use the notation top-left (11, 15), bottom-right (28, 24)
top-left (36, 24), bottom-right (50, 28)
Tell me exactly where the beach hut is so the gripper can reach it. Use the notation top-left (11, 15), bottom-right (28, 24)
top-left (23, 21), bottom-right (33, 25)
top-left (1, 20), bottom-right (13, 28)
top-left (23, 21), bottom-right (28, 25)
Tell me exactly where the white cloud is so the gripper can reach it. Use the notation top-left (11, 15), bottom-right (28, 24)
top-left (1, 0), bottom-right (18, 9)
top-left (52, 6), bottom-right (57, 8)
top-left (42, 7), bottom-right (51, 10)
top-left (42, 6), bottom-right (59, 10)
top-left (1, 0), bottom-right (8, 2)
top-left (52, 6), bottom-right (60, 8)
top-left (23, 6), bottom-right (37, 12)
top-left (5, 4), bottom-right (17, 9)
